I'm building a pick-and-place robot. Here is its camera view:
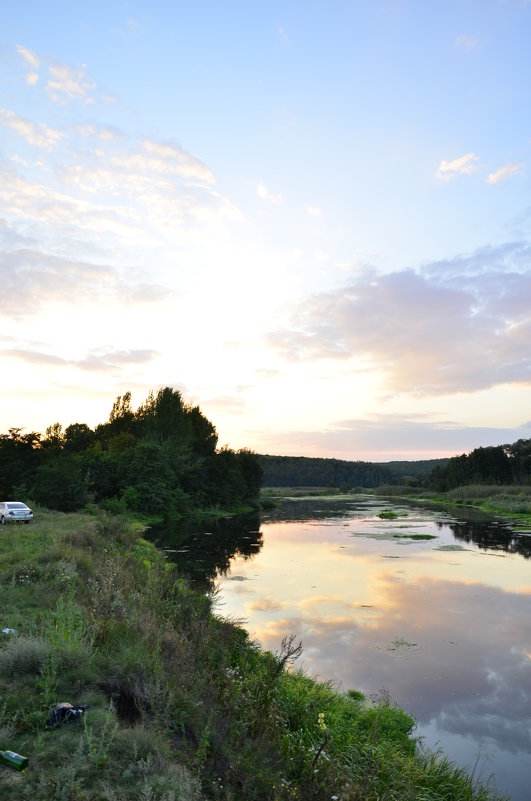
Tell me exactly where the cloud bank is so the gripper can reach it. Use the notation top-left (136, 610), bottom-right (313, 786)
top-left (268, 241), bottom-right (531, 396)
top-left (260, 415), bottom-right (531, 460)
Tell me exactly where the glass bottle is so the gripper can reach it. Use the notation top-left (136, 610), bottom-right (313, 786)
top-left (0, 749), bottom-right (28, 771)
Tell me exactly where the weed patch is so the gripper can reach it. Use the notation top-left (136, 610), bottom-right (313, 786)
top-left (378, 510), bottom-right (399, 519)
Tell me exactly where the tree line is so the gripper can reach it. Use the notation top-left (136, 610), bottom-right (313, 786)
top-left (258, 454), bottom-right (448, 488)
top-left (0, 387), bottom-right (262, 515)
top-left (259, 443), bottom-right (531, 492)
top-left (426, 439), bottom-right (531, 491)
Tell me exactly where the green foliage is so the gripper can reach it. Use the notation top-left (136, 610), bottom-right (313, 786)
top-left (0, 635), bottom-right (50, 677)
top-left (259, 455), bottom-right (450, 489)
top-left (259, 453), bottom-right (394, 488)
top-left (427, 443), bottom-right (525, 491)
top-left (0, 387), bottom-right (262, 517)
top-left (33, 456), bottom-right (87, 511)
top-left (83, 704), bottom-right (119, 767)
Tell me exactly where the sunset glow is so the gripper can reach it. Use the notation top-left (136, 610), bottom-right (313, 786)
top-left (2, 2), bottom-right (531, 459)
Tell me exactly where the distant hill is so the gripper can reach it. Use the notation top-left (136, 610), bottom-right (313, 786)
top-left (258, 454), bottom-right (449, 488)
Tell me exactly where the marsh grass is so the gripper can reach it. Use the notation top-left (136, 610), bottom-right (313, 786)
top-left (445, 484), bottom-right (531, 518)
top-left (378, 483), bottom-right (531, 526)
top-left (0, 508), bottom-right (509, 801)
top-left (378, 510), bottom-right (399, 519)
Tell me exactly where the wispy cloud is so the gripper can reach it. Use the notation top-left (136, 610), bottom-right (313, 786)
top-left (278, 26), bottom-right (290, 44)
top-left (256, 182), bottom-right (283, 204)
top-left (2, 347), bottom-right (158, 373)
top-left (16, 44), bottom-right (40, 84)
top-left (486, 163), bottom-right (525, 184)
top-left (436, 152), bottom-right (479, 180)
top-left (75, 124), bottom-right (122, 142)
top-left (46, 63), bottom-right (97, 104)
top-left (0, 121), bottom-right (240, 256)
top-left (455, 34), bottom-right (479, 50)
top-left (141, 139), bottom-right (215, 183)
top-left (0, 108), bottom-right (64, 150)
top-left (260, 415), bottom-right (531, 460)
top-left (306, 205), bottom-right (321, 217)
top-left (0, 248), bottom-right (171, 318)
top-left (16, 45), bottom-right (40, 68)
top-left (201, 394), bottom-right (248, 415)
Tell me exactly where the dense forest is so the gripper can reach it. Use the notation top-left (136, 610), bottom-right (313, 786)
top-left (259, 442), bottom-right (531, 492)
top-left (258, 454), bottom-right (448, 488)
top-left (0, 388), bottom-right (262, 516)
top-left (427, 439), bottom-right (531, 490)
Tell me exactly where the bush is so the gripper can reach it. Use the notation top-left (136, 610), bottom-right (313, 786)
top-left (0, 635), bottom-right (50, 677)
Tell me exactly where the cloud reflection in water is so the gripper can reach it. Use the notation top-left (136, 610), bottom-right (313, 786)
top-left (219, 507), bottom-right (531, 767)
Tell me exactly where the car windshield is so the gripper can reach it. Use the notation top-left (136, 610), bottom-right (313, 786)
top-left (7, 503), bottom-right (28, 509)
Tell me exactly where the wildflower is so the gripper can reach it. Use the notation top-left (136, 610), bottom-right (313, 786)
top-left (317, 712), bottom-right (327, 732)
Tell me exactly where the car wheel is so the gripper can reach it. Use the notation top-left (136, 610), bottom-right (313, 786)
top-left (0, 516), bottom-right (5, 525)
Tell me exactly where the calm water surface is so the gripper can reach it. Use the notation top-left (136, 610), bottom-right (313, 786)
top-left (155, 497), bottom-right (531, 801)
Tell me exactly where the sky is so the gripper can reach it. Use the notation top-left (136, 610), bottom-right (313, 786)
top-left (1, 0), bottom-right (531, 461)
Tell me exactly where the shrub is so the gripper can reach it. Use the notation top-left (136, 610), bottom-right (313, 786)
top-left (0, 635), bottom-right (50, 677)
top-left (0, 703), bottom-right (17, 748)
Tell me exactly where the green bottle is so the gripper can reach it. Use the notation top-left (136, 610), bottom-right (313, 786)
top-left (0, 749), bottom-right (28, 771)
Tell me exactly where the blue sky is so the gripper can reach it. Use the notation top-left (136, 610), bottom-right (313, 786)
top-left (1, 1), bottom-right (531, 459)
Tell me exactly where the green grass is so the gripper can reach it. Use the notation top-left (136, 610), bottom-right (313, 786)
top-left (376, 483), bottom-right (531, 528)
top-left (0, 509), bottom-right (509, 800)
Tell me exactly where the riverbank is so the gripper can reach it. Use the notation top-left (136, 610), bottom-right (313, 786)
top-left (0, 507), bottom-right (509, 800)
top-left (262, 484), bottom-right (531, 530)
top-left (372, 484), bottom-right (531, 530)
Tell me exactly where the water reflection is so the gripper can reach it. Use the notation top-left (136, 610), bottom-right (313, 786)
top-left (150, 498), bottom-right (531, 800)
top-left (447, 520), bottom-right (531, 559)
top-left (265, 495), bottom-right (531, 558)
top-left (151, 512), bottom-right (263, 586)
top-left (252, 578), bottom-right (531, 752)
top-left (219, 498), bottom-right (531, 801)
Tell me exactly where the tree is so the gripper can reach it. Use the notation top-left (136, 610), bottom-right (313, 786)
top-left (505, 438), bottom-right (531, 484)
top-left (64, 423), bottom-right (96, 452)
top-left (236, 449), bottom-right (263, 499)
top-left (106, 392), bottom-right (135, 436)
top-left (42, 422), bottom-right (64, 450)
top-left (0, 386), bottom-right (262, 514)
top-left (33, 456), bottom-right (86, 511)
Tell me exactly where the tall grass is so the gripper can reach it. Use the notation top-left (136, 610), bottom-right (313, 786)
top-left (0, 509), bottom-right (509, 801)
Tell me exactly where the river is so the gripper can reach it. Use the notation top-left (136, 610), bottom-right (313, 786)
top-left (153, 495), bottom-right (531, 801)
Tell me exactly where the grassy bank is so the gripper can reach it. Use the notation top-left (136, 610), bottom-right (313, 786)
top-left (373, 484), bottom-right (531, 529)
top-left (0, 508), bottom-right (508, 800)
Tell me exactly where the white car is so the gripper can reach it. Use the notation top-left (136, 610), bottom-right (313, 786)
top-left (0, 501), bottom-right (34, 524)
